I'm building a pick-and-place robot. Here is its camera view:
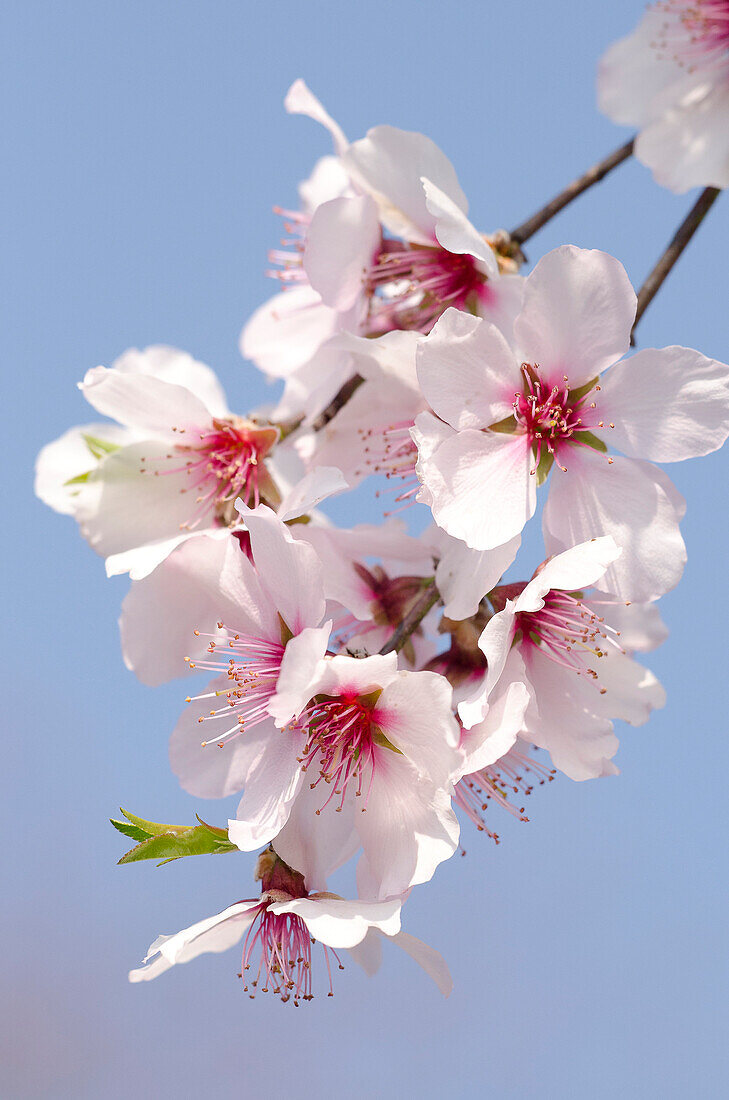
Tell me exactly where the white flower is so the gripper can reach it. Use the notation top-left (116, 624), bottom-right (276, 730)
top-left (598, 1), bottom-right (729, 192)
top-left (414, 245), bottom-right (729, 601)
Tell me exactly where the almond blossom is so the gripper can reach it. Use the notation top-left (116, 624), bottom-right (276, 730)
top-left (241, 79), bottom-right (523, 414)
top-left (414, 245), bottom-right (729, 601)
top-left (598, 1), bottom-right (729, 192)
top-left (129, 850), bottom-right (451, 1001)
top-left (458, 537), bottom-right (667, 781)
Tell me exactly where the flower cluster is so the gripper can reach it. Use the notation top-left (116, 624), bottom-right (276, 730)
top-left (38, 32), bottom-right (727, 1005)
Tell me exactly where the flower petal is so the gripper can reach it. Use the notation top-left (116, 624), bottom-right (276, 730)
top-left (422, 177), bottom-right (499, 276)
top-left (435, 531), bottom-right (521, 621)
top-left (128, 901), bottom-right (259, 982)
top-left (80, 366), bottom-right (210, 433)
top-left (112, 345), bottom-right (229, 418)
top-left (270, 896), bottom-right (401, 949)
top-left (284, 78), bottom-right (348, 155)
top-left (303, 194), bottom-right (380, 310)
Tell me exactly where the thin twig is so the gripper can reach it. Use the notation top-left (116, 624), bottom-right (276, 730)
top-left (311, 374), bottom-right (364, 432)
top-left (631, 186), bottom-right (721, 340)
top-left (509, 138), bottom-right (635, 247)
top-left (379, 580), bottom-right (440, 655)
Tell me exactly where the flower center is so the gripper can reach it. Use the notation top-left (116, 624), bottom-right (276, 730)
top-left (297, 694), bottom-right (385, 813)
top-left (511, 364), bottom-right (607, 474)
top-left (651, 1), bottom-right (729, 76)
top-left (517, 590), bottom-right (624, 687)
top-left (239, 896), bottom-right (343, 1004)
top-left (142, 417), bottom-right (279, 529)
top-left (364, 241), bottom-right (491, 336)
top-left (184, 628), bottom-right (286, 748)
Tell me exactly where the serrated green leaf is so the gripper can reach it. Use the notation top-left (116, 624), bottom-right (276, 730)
top-left (82, 433), bottom-right (121, 460)
top-left (117, 825), bottom-right (238, 866)
top-left (117, 807), bottom-right (189, 838)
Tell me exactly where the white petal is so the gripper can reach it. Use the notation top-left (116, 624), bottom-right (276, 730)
top-left (543, 450), bottom-right (687, 602)
top-left (436, 532), bottom-right (521, 621)
top-left (129, 901), bottom-right (259, 982)
top-left (272, 785), bottom-right (359, 893)
top-left (589, 649), bottom-right (666, 727)
top-left (635, 77), bottom-right (729, 193)
top-left (227, 729), bottom-right (304, 852)
top-left (376, 670), bottom-right (462, 780)
top-left (600, 346), bottom-right (729, 462)
top-left (389, 930), bottom-right (453, 997)
top-left (459, 679), bottom-right (531, 778)
top-left (270, 896), bottom-right (401, 949)
top-left (240, 505), bottom-right (326, 634)
top-left (80, 366), bottom-right (210, 433)
top-left (422, 177), bottom-right (499, 276)
top-left (514, 246), bottom-right (637, 390)
top-left (268, 623), bottom-right (332, 726)
top-left (346, 929), bottom-right (383, 976)
top-left (299, 155), bottom-right (351, 213)
top-left (284, 79), bottom-right (348, 154)
top-left (35, 422), bottom-right (130, 516)
top-left (515, 536), bottom-right (621, 613)
top-left (419, 429), bottom-right (536, 551)
top-left (597, 8), bottom-right (682, 127)
top-left (458, 611), bottom-right (519, 729)
top-left (112, 345), bottom-right (229, 417)
top-left (303, 194), bottom-right (380, 310)
top-left (590, 597), bottom-right (668, 653)
top-left (277, 466), bottom-right (349, 521)
top-left (240, 285), bottom-right (340, 378)
top-left (416, 307), bottom-right (520, 429)
top-left (342, 125), bottom-right (468, 244)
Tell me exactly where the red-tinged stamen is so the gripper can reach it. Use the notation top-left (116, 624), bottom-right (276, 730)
top-left (518, 590), bottom-right (626, 691)
top-left (456, 748), bottom-right (556, 843)
top-left (238, 897), bottom-right (344, 1005)
top-left (510, 365), bottom-right (611, 474)
top-left (296, 695), bottom-right (381, 813)
top-left (141, 417), bottom-right (279, 529)
top-left (651, 1), bottom-right (729, 76)
top-left (184, 627), bottom-right (286, 748)
top-left (355, 420), bottom-right (420, 513)
top-left (265, 207), bottom-right (311, 285)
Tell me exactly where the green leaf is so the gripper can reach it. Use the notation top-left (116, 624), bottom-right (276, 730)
top-left (82, 433), bottom-right (121, 460)
top-left (64, 470), bottom-right (92, 486)
top-left (112, 808), bottom-right (238, 866)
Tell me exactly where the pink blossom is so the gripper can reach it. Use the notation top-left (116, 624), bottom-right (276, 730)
top-left (415, 245), bottom-right (729, 601)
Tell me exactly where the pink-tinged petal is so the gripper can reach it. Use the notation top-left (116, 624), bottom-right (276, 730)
top-left (80, 366), bottom-right (211, 434)
top-left (303, 194), bottom-right (380, 310)
top-left (346, 929), bottom-right (383, 976)
top-left (420, 429), bottom-right (536, 551)
top-left (277, 466), bottom-right (349, 521)
top-left (522, 655), bottom-right (620, 781)
top-left (272, 784), bottom-right (359, 892)
top-left (284, 79), bottom-right (348, 155)
top-left (435, 531), bottom-right (521, 621)
top-left (416, 308), bottom-right (520, 429)
top-left (422, 177), bottom-right (499, 276)
top-left (459, 679), bottom-right (531, 778)
top-left (597, 8), bottom-right (681, 127)
top-left (75, 442), bottom-right (202, 566)
top-left (514, 246), bottom-right (637, 389)
top-left (376, 670), bottom-right (462, 780)
top-left (169, 676), bottom-right (275, 798)
top-left (635, 77), bottom-right (729, 193)
top-left (271, 341), bottom-right (356, 423)
top-left (268, 624), bottom-right (332, 727)
top-left (120, 532), bottom-right (266, 687)
top-left (325, 327), bottom-right (421, 390)
top-left (227, 731), bottom-right (305, 851)
top-left (599, 346), bottom-right (729, 462)
top-left (389, 931), bottom-right (453, 997)
top-left (239, 505), bottom-right (326, 634)
top-left (411, 412), bottom-right (455, 510)
top-left (299, 155), bottom-right (351, 213)
top-left (477, 273), bottom-right (526, 342)
top-left (589, 649), bottom-right (666, 726)
top-left (306, 652), bottom-right (399, 699)
top-left (342, 126), bottom-right (468, 244)
top-left (515, 536), bottom-right (621, 613)
top-left (356, 751), bottom-right (459, 898)
top-left (34, 422), bottom-right (130, 516)
top-left (240, 285), bottom-right (339, 379)
top-left (112, 345), bottom-right (229, 418)
top-left (458, 615), bottom-right (519, 729)
top-left (270, 897), bottom-right (401, 949)
top-left (129, 901), bottom-right (260, 982)
top-left (543, 450), bottom-right (686, 602)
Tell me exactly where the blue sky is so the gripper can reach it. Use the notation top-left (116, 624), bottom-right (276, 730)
top-left (3, 2), bottom-right (728, 1097)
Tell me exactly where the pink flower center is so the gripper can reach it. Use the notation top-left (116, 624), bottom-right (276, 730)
top-left (364, 240), bottom-right (492, 336)
top-left (356, 419), bottom-right (419, 511)
top-left (517, 590), bottom-right (624, 688)
top-left (240, 898), bottom-right (343, 1004)
top-left (455, 748), bottom-right (556, 843)
top-left (142, 417), bottom-right (279, 529)
top-left (512, 364), bottom-right (609, 473)
top-left (297, 694), bottom-right (383, 813)
top-left (651, 1), bottom-right (729, 76)
top-left (184, 628), bottom-right (286, 748)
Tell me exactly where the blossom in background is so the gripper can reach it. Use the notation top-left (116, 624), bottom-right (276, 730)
top-left (414, 245), bottom-right (729, 601)
top-left (129, 850), bottom-right (451, 1001)
top-left (241, 79), bottom-right (524, 420)
top-left (598, 1), bottom-right (729, 192)
top-left (459, 537), bottom-right (667, 781)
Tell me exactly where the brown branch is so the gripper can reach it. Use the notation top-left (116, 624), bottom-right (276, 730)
top-left (509, 138), bottom-right (635, 247)
top-left (311, 373), bottom-right (364, 432)
top-left (631, 186), bottom-right (721, 340)
top-left (379, 579), bottom-right (440, 655)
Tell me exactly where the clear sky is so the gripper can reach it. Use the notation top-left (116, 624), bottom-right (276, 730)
top-left (3, 1), bottom-right (728, 1097)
